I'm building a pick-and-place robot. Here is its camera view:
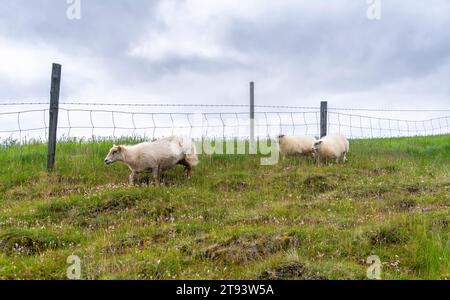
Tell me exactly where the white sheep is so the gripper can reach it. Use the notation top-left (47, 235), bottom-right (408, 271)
top-left (104, 136), bottom-right (199, 185)
top-left (277, 135), bottom-right (317, 158)
top-left (311, 133), bottom-right (349, 163)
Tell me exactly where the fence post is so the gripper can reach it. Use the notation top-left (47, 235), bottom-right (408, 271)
top-left (249, 82), bottom-right (256, 154)
top-left (47, 63), bottom-right (62, 171)
top-left (320, 101), bottom-right (328, 138)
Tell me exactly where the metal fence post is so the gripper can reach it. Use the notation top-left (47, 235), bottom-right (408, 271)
top-left (320, 101), bottom-right (328, 138)
top-left (47, 63), bottom-right (62, 170)
top-left (249, 82), bottom-right (256, 154)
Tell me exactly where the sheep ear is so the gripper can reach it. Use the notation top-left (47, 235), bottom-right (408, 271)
top-left (117, 146), bottom-right (123, 152)
top-left (317, 141), bottom-right (323, 145)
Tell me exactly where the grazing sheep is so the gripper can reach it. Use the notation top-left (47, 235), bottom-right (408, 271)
top-left (311, 133), bottom-right (349, 163)
top-left (104, 136), bottom-right (199, 185)
top-left (277, 135), bottom-right (317, 158)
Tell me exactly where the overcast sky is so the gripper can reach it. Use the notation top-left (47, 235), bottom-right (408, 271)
top-left (1, 0), bottom-right (450, 109)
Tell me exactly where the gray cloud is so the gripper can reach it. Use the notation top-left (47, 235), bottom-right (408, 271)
top-left (0, 0), bottom-right (449, 109)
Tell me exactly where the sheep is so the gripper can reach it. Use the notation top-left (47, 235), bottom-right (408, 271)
top-left (311, 133), bottom-right (349, 163)
top-left (104, 136), bottom-right (199, 185)
top-left (277, 135), bottom-right (317, 158)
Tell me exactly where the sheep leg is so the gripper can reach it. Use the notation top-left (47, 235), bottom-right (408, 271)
top-left (152, 167), bottom-right (160, 186)
top-left (185, 165), bottom-right (192, 177)
top-left (343, 152), bottom-right (348, 163)
top-left (178, 159), bottom-right (192, 177)
top-left (129, 171), bottom-right (136, 186)
top-left (145, 170), bottom-right (151, 186)
top-left (315, 156), bottom-right (320, 165)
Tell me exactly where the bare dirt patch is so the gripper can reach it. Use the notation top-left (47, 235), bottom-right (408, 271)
top-left (369, 226), bottom-right (407, 246)
top-left (213, 180), bottom-right (249, 193)
top-left (201, 234), bottom-right (299, 263)
top-left (355, 187), bottom-right (391, 199)
top-left (302, 175), bottom-right (336, 194)
top-left (404, 184), bottom-right (434, 194)
top-left (370, 165), bottom-right (399, 175)
top-left (259, 262), bottom-right (328, 280)
top-left (393, 198), bottom-right (416, 211)
top-left (138, 205), bottom-right (176, 222)
top-left (0, 230), bottom-right (74, 256)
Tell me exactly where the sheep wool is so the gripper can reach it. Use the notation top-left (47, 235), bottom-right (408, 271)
top-left (312, 133), bottom-right (349, 163)
top-left (104, 136), bottom-right (199, 185)
top-left (277, 135), bottom-right (317, 157)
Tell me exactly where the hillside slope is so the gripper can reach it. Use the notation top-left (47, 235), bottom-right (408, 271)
top-left (0, 135), bottom-right (449, 279)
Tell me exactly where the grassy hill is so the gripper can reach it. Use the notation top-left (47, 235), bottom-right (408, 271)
top-left (0, 135), bottom-right (449, 280)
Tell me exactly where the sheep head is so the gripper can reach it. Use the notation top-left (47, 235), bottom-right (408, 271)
top-left (104, 145), bottom-right (124, 165)
top-left (311, 140), bottom-right (323, 154)
top-left (277, 134), bottom-right (286, 142)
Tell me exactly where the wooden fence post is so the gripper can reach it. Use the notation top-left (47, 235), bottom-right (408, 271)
top-left (47, 63), bottom-right (62, 170)
top-left (320, 101), bottom-right (328, 138)
top-left (249, 82), bottom-right (256, 154)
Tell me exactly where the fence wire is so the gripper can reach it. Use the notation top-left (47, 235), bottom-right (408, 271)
top-left (0, 103), bottom-right (449, 143)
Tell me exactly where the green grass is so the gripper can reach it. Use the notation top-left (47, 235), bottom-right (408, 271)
top-left (0, 135), bottom-right (449, 280)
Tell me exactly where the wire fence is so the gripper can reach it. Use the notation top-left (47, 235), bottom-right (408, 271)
top-left (1, 102), bottom-right (449, 144)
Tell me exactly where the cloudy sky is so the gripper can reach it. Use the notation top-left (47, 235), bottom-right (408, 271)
top-left (1, 0), bottom-right (450, 109)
